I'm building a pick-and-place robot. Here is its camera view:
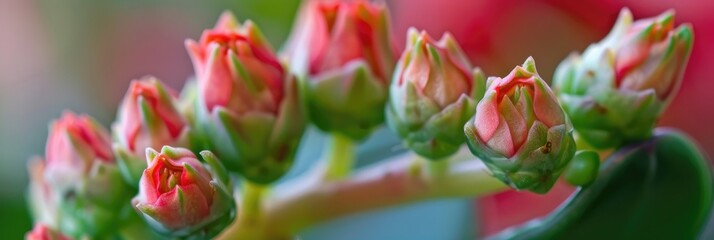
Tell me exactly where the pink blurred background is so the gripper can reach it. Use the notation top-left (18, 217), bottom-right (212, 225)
top-left (1, 0), bottom-right (712, 238)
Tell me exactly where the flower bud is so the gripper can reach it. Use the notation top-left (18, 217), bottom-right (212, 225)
top-left (26, 224), bottom-right (70, 240)
top-left (133, 146), bottom-right (234, 238)
top-left (186, 12), bottom-right (306, 184)
top-left (284, 0), bottom-right (395, 140)
top-left (386, 28), bottom-right (485, 159)
top-left (465, 57), bottom-right (576, 194)
top-left (553, 8), bottom-right (693, 148)
top-left (43, 112), bottom-right (133, 238)
top-left (113, 77), bottom-right (189, 187)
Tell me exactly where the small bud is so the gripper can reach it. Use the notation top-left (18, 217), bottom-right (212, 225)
top-left (386, 28), bottom-right (483, 159)
top-left (133, 146), bottom-right (235, 238)
top-left (186, 11), bottom-right (306, 184)
top-left (113, 77), bottom-right (189, 187)
top-left (553, 8), bottom-right (693, 148)
top-left (42, 112), bottom-right (133, 238)
top-left (284, 0), bottom-right (395, 140)
top-left (564, 151), bottom-right (600, 187)
top-left (465, 57), bottom-right (576, 194)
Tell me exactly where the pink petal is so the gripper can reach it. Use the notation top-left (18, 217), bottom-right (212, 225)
top-left (474, 91), bottom-right (500, 142)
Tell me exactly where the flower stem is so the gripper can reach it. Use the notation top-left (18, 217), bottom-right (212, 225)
top-left (426, 156), bottom-right (449, 179)
top-left (217, 146), bottom-right (510, 239)
top-left (323, 134), bottom-right (356, 180)
top-left (239, 181), bottom-right (267, 230)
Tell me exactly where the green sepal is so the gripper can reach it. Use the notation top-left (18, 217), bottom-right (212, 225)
top-left (472, 68), bottom-right (487, 102)
top-left (56, 162), bottom-right (134, 239)
top-left (114, 144), bottom-right (147, 189)
top-left (305, 60), bottom-right (386, 141)
top-left (388, 90), bottom-right (475, 160)
top-left (193, 59), bottom-right (306, 184)
top-left (200, 150), bottom-right (231, 188)
top-left (465, 118), bottom-right (576, 194)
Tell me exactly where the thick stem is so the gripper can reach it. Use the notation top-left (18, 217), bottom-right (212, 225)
top-left (216, 147), bottom-right (509, 239)
top-left (228, 181), bottom-right (268, 239)
top-left (240, 181), bottom-right (267, 225)
top-left (323, 134), bottom-right (356, 180)
top-left (426, 156), bottom-right (449, 179)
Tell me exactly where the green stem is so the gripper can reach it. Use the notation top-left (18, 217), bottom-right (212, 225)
top-left (323, 134), bottom-right (356, 180)
top-left (426, 156), bottom-right (449, 179)
top-left (239, 181), bottom-right (267, 226)
top-left (217, 146), bottom-right (509, 239)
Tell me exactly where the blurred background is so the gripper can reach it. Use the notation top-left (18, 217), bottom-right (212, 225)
top-left (1, 0), bottom-right (713, 239)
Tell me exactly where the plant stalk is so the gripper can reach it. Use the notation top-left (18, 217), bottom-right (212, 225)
top-left (323, 134), bottom-right (356, 180)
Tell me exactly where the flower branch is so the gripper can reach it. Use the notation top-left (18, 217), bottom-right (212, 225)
top-left (217, 146), bottom-right (508, 239)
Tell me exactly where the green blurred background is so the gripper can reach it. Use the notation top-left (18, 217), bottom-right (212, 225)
top-left (2, 0), bottom-right (713, 239)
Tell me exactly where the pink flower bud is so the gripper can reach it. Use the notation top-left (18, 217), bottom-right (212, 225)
top-left (41, 112), bottom-right (134, 237)
top-left (133, 147), bottom-right (234, 235)
top-left (186, 12), bottom-right (306, 184)
top-left (288, 0), bottom-right (394, 81)
top-left (283, 0), bottom-right (395, 140)
top-left (26, 224), bottom-right (70, 240)
top-left (465, 58), bottom-right (575, 193)
top-left (386, 28), bottom-right (483, 159)
top-left (397, 28), bottom-right (474, 107)
top-left (113, 77), bottom-right (188, 186)
top-left (114, 77), bottom-right (186, 153)
top-left (473, 62), bottom-right (565, 157)
top-left (609, 9), bottom-right (691, 100)
top-left (553, 8), bottom-right (693, 148)
top-left (45, 112), bottom-right (113, 189)
top-left (186, 12), bottom-right (285, 116)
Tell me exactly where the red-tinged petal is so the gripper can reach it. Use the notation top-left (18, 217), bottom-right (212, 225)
top-left (115, 78), bottom-right (185, 153)
top-left (139, 166), bottom-right (160, 203)
top-left (135, 147), bottom-right (217, 230)
top-left (319, 6), bottom-right (364, 74)
top-left (474, 91), bottom-right (500, 142)
top-left (185, 39), bottom-right (207, 78)
top-left (300, 0), bottom-right (392, 82)
top-left (307, 3), bottom-right (332, 76)
top-left (486, 114), bottom-right (515, 158)
top-left (499, 95), bottom-right (528, 151)
top-left (214, 11), bottom-right (239, 31)
top-left (46, 112), bottom-right (113, 171)
top-left (403, 37), bottom-right (431, 93)
top-left (533, 79), bottom-right (565, 127)
top-left (614, 40), bottom-right (649, 85)
top-left (181, 163), bottom-right (214, 206)
top-left (201, 43), bottom-right (234, 111)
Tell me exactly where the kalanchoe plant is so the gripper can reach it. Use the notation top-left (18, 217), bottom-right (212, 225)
top-left (553, 8), bottom-right (693, 149)
top-left (386, 28), bottom-right (486, 160)
top-left (21, 5), bottom-right (714, 240)
top-left (113, 77), bottom-right (189, 187)
top-left (133, 146), bottom-right (234, 238)
top-left (464, 57), bottom-right (576, 193)
top-left (40, 112), bottom-right (133, 238)
top-left (186, 12), bottom-right (306, 184)
top-left (284, 0), bottom-right (395, 140)
top-left (26, 224), bottom-right (70, 240)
